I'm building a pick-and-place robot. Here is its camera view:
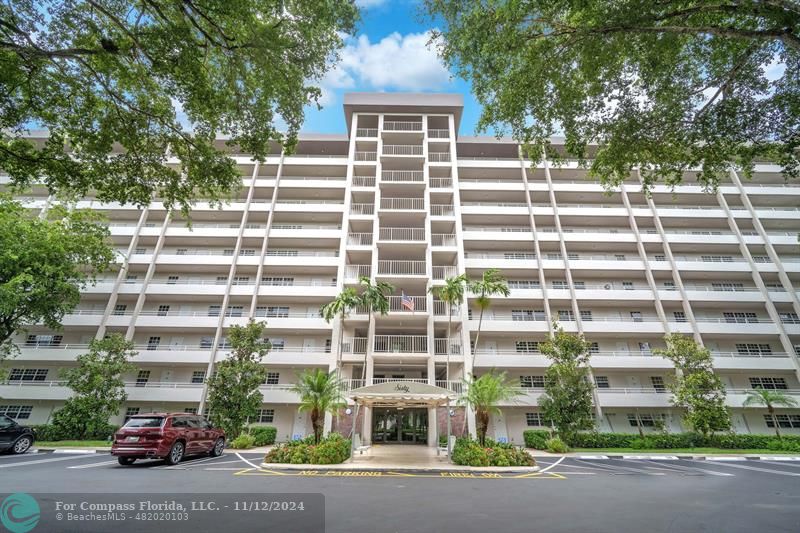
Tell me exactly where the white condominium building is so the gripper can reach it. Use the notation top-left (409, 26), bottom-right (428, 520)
top-left (2, 92), bottom-right (800, 446)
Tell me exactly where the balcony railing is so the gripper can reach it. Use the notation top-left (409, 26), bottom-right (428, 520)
top-left (347, 233), bottom-right (373, 246)
top-left (382, 170), bottom-right (424, 182)
top-left (433, 300), bottom-right (461, 316)
top-left (341, 379), bottom-right (463, 393)
top-left (374, 335), bottom-right (428, 353)
top-left (387, 295), bottom-right (427, 312)
top-left (383, 144), bottom-right (423, 156)
top-left (429, 152), bottom-right (451, 162)
top-left (434, 338), bottom-right (463, 355)
top-left (429, 177), bottom-right (452, 188)
top-left (380, 197), bottom-right (425, 210)
top-left (345, 264), bottom-right (371, 279)
top-left (432, 233), bottom-right (457, 246)
top-left (350, 203), bottom-right (375, 215)
top-left (432, 265), bottom-right (458, 280)
top-left (379, 227), bottom-right (425, 241)
top-left (384, 121), bottom-right (423, 131)
top-left (352, 176), bottom-right (376, 187)
top-left (430, 204), bottom-right (454, 216)
top-left (428, 129), bottom-right (449, 138)
top-left (378, 260), bottom-right (426, 275)
top-left (342, 337), bottom-right (368, 354)
top-left (356, 128), bottom-right (378, 137)
top-left (355, 151), bottom-right (377, 161)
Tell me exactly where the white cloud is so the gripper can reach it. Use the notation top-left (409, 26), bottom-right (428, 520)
top-left (317, 30), bottom-right (450, 106)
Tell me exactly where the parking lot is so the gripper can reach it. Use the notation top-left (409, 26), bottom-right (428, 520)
top-left (2, 450), bottom-right (799, 532)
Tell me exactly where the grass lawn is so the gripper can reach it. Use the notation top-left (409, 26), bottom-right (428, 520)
top-left (36, 441), bottom-right (111, 447)
top-left (570, 447), bottom-right (799, 454)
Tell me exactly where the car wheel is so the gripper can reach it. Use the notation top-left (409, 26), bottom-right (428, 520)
top-left (11, 436), bottom-right (32, 455)
top-left (117, 457), bottom-right (136, 466)
top-left (164, 441), bottom-right (184, 465)
top-left (210, 438), bottom-right (225, 457)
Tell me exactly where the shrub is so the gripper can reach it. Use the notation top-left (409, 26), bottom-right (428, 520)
top-left (264, 434), bottom-right (351, 464)
top-left (451, 437), bottom-right (535, 467)
top-left (248, 426), bottom-right (277, 446)
top-left (545, 437), bottom-right (569, 454)
top-left (32, 423), bottom-right (118, 442)
top-left (522, 430), bottom-right (550, 450)
top-left (230, 434), bottom-right (256, 449)
top-left (549, 432), bottom-right (800, 451)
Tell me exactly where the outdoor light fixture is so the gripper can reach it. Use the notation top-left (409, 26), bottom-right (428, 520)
top-left (345, 408), bottom-right (352, 415)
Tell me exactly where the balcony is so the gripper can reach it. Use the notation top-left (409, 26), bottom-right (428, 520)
top-left (429, 152), bottom-right (451, 163)
top-left (379, 227), bottom-right (426, 242)
top-left (374, 335), bottom-right (428, 354)
top-left (383, 121), bottom-right (423, 132)
top-left (380, 197), bottom-right (425, 211)
top-left (377, 260), bottom-right (426, 276)
top-left (350, 203), bottom-right (374, 215)
top-left (428, 129), bottom-right (449, 139)
top-left (345, 264), bottom-right (372, 280)
top-left (355, 151), bottom-right (377, 162)
top-left (432, 265), bottom-right (458, 280)
top-left (386, 295), bottom-right (427, 313)
top-left (433, 300), bottom-right (461, 316)
top-left (382, 170), bottom-right (424, 183)
top-left (347, 232), bottom-right (374, 246)
top-left (352, 176), bottom-right (376, 187)
top-left (429, 177), bottom-right (453, 188)
top-left (430, 204), bottom-right (455, 216)
top-left (431, 233), bottom-right (457, 247)
top-left (382, 145), bottom-right (423, 157)
top-left (356, 128), bottom-right (378, 137)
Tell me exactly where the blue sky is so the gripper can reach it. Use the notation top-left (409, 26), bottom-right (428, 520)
top-left (301, 0), bottom-right (484, 136)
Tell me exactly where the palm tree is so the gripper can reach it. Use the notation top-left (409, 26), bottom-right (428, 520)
top-left (357, 276), bottom-right (395, 382)
top-left (459, 371), bottom-right (523, 446)
top-left (292, 369), bottom-right (345, 444)
top-left (743, 388), bottom-right (798, 438)
top-left (430, 273), bottom-right (468, 452)
top-left (320, 287), bottom-right (362, 378)
top-left (468, 268), bottom-right (510, 365)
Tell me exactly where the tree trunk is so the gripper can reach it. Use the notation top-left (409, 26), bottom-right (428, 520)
top-left (472, 307), bottom-right (484, 369)
top-left (769, 405), bottom-right (781, 438)
top-left (336, 311), bottom-right (345, 380)
top-left (476, 409), bottom-right (489, 446)
top-left (311, 408), bottom-right (321, 444)
top-left (446, 306), bottom-right (452, 454)
top-left (360, 306), bottom-right (373, 382)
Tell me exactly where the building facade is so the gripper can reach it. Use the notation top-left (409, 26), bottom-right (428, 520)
top-left (3, 92), bottom-right (800, 445)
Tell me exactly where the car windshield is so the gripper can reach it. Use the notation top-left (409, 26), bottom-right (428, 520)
top-left (124, 417), bottom-right (164, 428)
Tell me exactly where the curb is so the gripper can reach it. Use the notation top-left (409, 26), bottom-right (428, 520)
top-left (566, 454), bottom-right (800, 461)
top-left (259, 462), bottom-right (541, 473)
top-left (32, 448), bottom-right (110, 455)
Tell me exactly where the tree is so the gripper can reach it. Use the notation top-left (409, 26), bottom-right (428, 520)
top-left (357, 276), bottom-right (395, 381)
top-left (654, 333), bottom-right (731, 437)
top-left (430, 273), bottom-right (469, 451)
top-left (205, 320), bottom-right (271, 439)
top-left (459, 371), bottom-right (522, 446)
top-left (0, 196), bottom-right (113, 364)
top-left (538, 325), bottom-right (595, 442)
top-left (425, 1), bottom-right (800, 190)
top-left (320, 287), bottom-right (362, 378)
top-left (292, 368), bottom-right (344, 444)
top-left (51, 334), bottom-right (136, 439)
top-left (0, 1), bottom-right (358, 215)
top-left (468, 268), bottom-right (509, 365)
top-left (743, 388), bottom-right (798, 438)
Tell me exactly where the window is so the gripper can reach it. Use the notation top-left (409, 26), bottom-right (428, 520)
top-left (573, 281), bottom-right (586, 290)
top-left (546, 253), bottom-right (562, 260)
top-left (663, 281), bottom-right (675, 290)
top-left (595, 376), bottom-right (609, 388)
top-left (176, 248), bottom-right (188, 255)
top-left (167, 275), bottom-right (179, 285)
top-left (266, 306), bottom-right (289, 318)
top-left (711, 282), bottom-right (743, 292)
top-left (392, 374), bottom-right (405, 379)
top-left (512, 310), bottom-right (544, 322)
top-left (325, 339), bottom-right (332, 353)
top-left (264, 372), bottom-right (280, 385)
top-left (183, 408), bottom-right (198, 414)
top-left (508, 280), bottom-right (540, 289)
top-left (567, 253), bottom-right (580, 260)
top-left (589, 342), bottom-right (600, 354)
top-left (723, 312), bottom-right (758, 324)
top-left (764, 414), bottom-right (800, 429)
top-left (208, 305), bottom-right (221, 317)
top-left (157, 305), bottom-right (170, 317)
top-left (239, 249), bottom-right (256, 256)
top-left (515, 341), bottom-right (540, 354)
top-left (736, 343), bottom-right (772, 355)
top-left (752, 255), bottom-right (770, 263)
top-left (191, 371), bottom-right (206, 384)
top-left (217, 337), bottom-right (231, 349)
top-left (255, 306), bottom-right (267, 317)
top-left (622, 282), bottom-right (633, 290)
top-left (654, 254), bottom-right (666, 262)
top-left (701, 255), bottom-right (734, 263)
top-left (580, 310), bottom-right (593, 321)
top-left (8, 369), bottom-right (48, 382)
top-left (627, 413), bottom-right (663, 428)
top-left (504, 252), bottom-right (535, 260)
top-left (134, 247), bottom-right (146, 254)
top-left (519, 376), bottom-right (545, 388)
top-left (267, 338), bottom-right (285, 351)
top-left (125, 274), bottom-right (138, 284)
top-left (558, 310), bottom-right (575, 321)
top-left (135, 370), bottom-right (151, 386)
top-left (113, 304), bottom-right (127, 316)
top-left (0, 405), bottom-right (32, 419)
top-left (630, 311), bottom-right (643, 323)
top-left (780, 313), bottom-right (800, 324)
top-left (225, 305), bottom-right (243, 317)
top-left (223, 249), bottom-right (234, 256)
top-left (651, 376), bottom-right (666, 392)
top-left (614, 254), bottom-right (626, 261)
top-left (124, 407), bottom-right (140, 420)
top-left (673, 311), bottom-right (687, 323)
top-left (232, 276), bottom-right (250, 286)
top-left (765, 282), bottom-right (784, 292)
top-left (25, 335), bottom-right (62, 347)
top-left (215, 276), bottom-right (227, 285)
top-left (639, 342), bottom-right (652, 355)
top-left (261, 277), bottom-right (295, 286)
top-left (749, 377), bottom-right (787, 390)
top-left (200, 337), bottom-right (214, 349)
top-left (146, 337), bottom-right (160, 350)
top-left (552, 281), bottom-right (568, 290)
top-left (258, 409), bottom-right (275, 423)
top-left (525, 413), bottom-right (549, 427)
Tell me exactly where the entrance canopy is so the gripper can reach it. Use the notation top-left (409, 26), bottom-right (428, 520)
top-left (347, 381), bottom-right (457, 408)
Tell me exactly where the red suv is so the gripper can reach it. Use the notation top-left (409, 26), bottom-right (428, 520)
top-left (112, 413), bottom-right (225, 466)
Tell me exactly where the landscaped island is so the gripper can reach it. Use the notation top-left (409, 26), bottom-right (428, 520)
top-left (264, 434), bottom-right (351, 464)
top-left (451, 438), bottom-right (536, 467)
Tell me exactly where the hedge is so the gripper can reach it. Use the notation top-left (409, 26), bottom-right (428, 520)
top-left (248, 426), bottom-right (277, 446)
top-left (451, 438), bottom-right (536, 467)
top-left (32, 424), bottom-right (119, 442)
top-left (264, 434), bottom-right (351, 464)
top-left (523, 430), bottom-right (800, 452)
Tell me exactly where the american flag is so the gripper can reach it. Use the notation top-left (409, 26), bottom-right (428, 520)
top-left (401, 291), bottom-right (415, 312)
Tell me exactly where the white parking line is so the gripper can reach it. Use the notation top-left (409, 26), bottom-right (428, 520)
top-left (705, 456), bottom-right (747, 461)
top-left (574, 459), bottom-right (664, 475)
top-left (0, 455), bottom-right (95, 468)
top-left (622, 455), bottom-right (679, 460)
top-left (0, 452), bottom-right (40, 460)
top-left (157, 455), bottom-right (232, 470)
top-left (759, 457), bottom-right (800, 461)
top-left (627, 460), bottom-right (733, 477)
top-left (686, 459), bottom-right (800, 477)
top-left (537, 456), bottom-right (564, 473)
top-left (236, 452), bottom-right (263, 471)
top-left (67, 460), bottom-right (120, 469)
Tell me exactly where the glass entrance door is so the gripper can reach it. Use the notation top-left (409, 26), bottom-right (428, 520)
top-left (372, 408), bottom-right (427, 444)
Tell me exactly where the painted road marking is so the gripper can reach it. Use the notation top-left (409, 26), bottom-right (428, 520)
top-left (236, 452), bottom-right (264, 471)
top-left (759, 457), bottom-right (800, 461)
top-left (622, 455), bottom-right (679, 460)
top-left (67, 460), bottom-right (120, 469)
top-left (232, 468), bottom-right (566, 480)
top-left (157, 455), bottom-right (232, 470)
top-left (687, 460), bottom-right (800, 477)
top-left (577, 455), bottom-right (609, 460)
top-left (538, 456), bottom-right (565, 473)
top-left (0, 454), bottom-right (95, 468)
top-left (705, 456), bottom-right (747, 461)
